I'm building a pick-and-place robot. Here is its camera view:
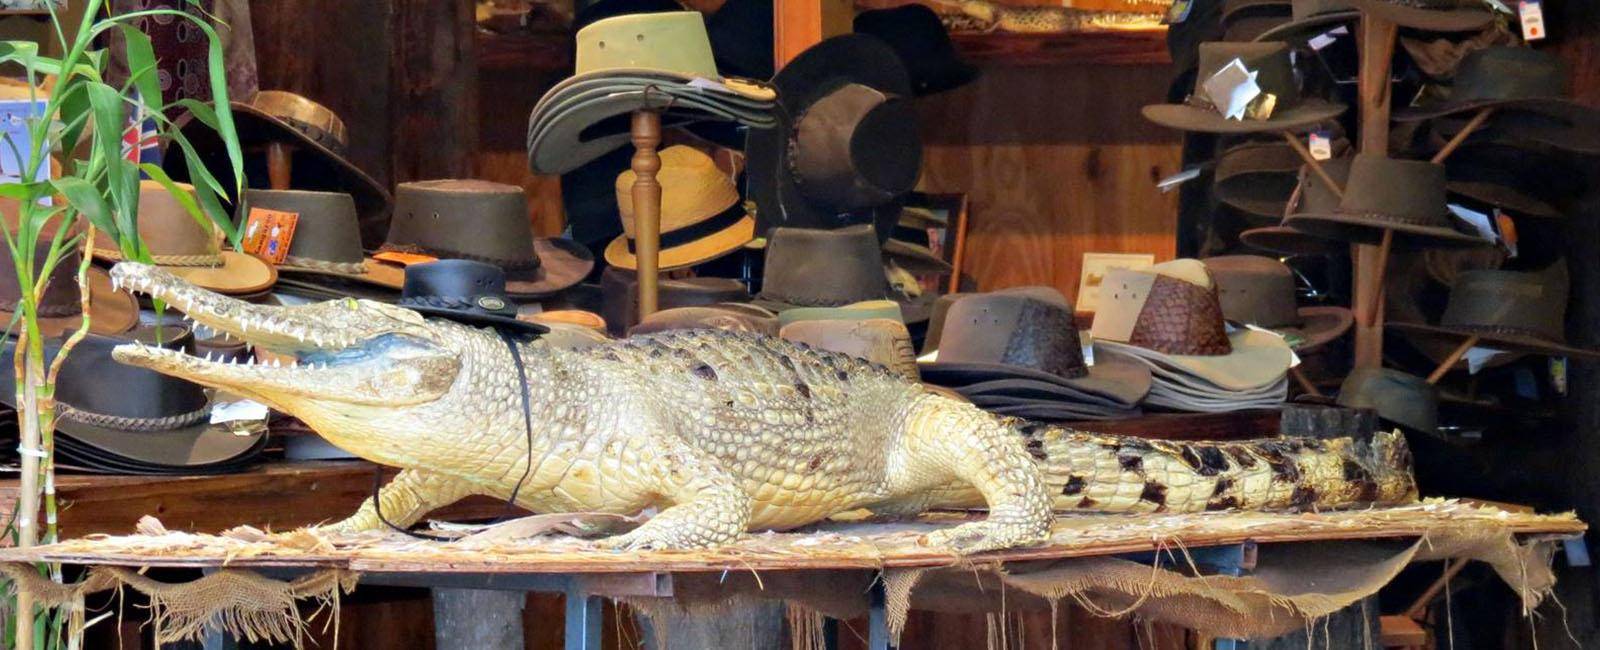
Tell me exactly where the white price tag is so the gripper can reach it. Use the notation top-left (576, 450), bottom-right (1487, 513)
top-left (1308, 131), bottom-right (1333, 160)
top-left (1520, 1), bottom-right (1546, 41)
top-left (1081, 335), bottom-right (1096, 367)
top-left (1307, 27), bottom-right (1345, 51)
top-left (1157, 166), bottom-right (1203, 193)
top-left (210, 399), bottom-right (270, 424)
top-left (1447, 204), bottom-right (1499, 243)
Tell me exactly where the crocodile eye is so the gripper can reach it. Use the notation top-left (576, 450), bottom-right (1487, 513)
top-left (344, 298), bottom-right (359, 310)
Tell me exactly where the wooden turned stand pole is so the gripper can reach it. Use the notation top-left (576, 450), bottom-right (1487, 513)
top-left (1351, 13), bottom-right (1399, 369)
top-left (266, 141), bottom-right (294, 190)
top-left (630, 110), bottom-right (664, 318)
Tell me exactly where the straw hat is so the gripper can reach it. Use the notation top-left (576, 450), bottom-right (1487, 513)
top-left (606, 145), bottom-right (755, 271)
top-left (93, 181), bottom-right (278, 296)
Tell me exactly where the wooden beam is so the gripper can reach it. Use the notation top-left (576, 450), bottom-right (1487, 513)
top-left (773, 0), bottom-right (854, 69)
top-left (1350, 13), bottom-right (1398, 369)
top-left (389, 0), bottom-right (479, 182)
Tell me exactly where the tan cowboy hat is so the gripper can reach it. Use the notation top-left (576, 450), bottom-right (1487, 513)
top-left (1090, 259), bottom-right (1293, 392)
top-left (606, 145), bottom-right (755, 271)
top-left (93, 181), bottom-right (277, 295)
top-left (244, 189), bottom-right (405, 290)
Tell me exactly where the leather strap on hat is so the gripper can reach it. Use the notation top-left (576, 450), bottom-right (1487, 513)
top-left (280, 255), bottom-right (369, 276)
top-left (95, 247), bottom-right (225, 268)
top-left (57, 401), bottom-right (211, 432)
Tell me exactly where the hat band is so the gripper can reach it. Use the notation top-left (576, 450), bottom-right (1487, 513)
top-left (1332, 208), bottom-right (1449, 228)
top-left (399, 295), bottom-right (514, 316)
top-left (625, 201), bottom-right (746, 255)
top-left (1449, 322), bottom-right (1562, 344)
top-left (272, 113), bottom-right (348, 156)
top-left (280, 255), bottom-right (369, 276)
top-left (97, 247), bottom-right (225, 268)
top-left (58, 401), bottom-right (211, 432)
top-left (378, 243), bottom-right (541, 273)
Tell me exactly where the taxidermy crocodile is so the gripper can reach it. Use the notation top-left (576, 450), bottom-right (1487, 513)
top-left (107, 262), bottom-right (1417, 554)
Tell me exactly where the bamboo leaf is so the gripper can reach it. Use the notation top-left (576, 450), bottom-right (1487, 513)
top-left (50, 178), bottom-right (115, 240)
top-left (139, 163), bottom-right (226, 245)
top-left (114, 24), bottom-right (161, 118)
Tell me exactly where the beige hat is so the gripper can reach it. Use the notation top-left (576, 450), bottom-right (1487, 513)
top-left (1090, 259), bottom-right (1292, 392)
top-left (606, 146), bottom-right (755, 271)
top-left (780, 318), bottom-right (918, 382)
top-left (93, 181), bottom-right (277, 295)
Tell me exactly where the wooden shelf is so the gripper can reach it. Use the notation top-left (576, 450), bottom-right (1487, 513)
top-left (951, 28), bottom-right (1170, 66)
top-left (476, 27), bottom-right (573, 74)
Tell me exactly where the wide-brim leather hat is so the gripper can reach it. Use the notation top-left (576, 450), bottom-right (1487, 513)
top-left (599, 266), bottom-right (752, 336)
top-left (1395, 47), bottom-right (1595, 125)
top-left (243, 189), bottom-right (406, 289)
top-left (745, 34), bottom-right (922, 239)
top-left (93, 181), bottom-right (278, 296)
top-left (1203, 254), bottom-right (1352, 353)
top-left (1388, 261), bottom-right (1600, 360)
top-left (526, 12), bottom-right (777, 175)
top-left (751, 225), bottom-right (931, 323)
top-left (605, 145), bottom-right (755, 271)
top-left (0, 211), bottom-right (138, 338)
top-left (1239, 225), bottom-right (1346, 256)
top-left (852, 3), bottom-right (978, 97)
top-left (165, 90), bottom-right (393, 250)
top-left (920, 287), bottom-right (1152, 408)
top-left (1347, 0), bottom-right (1492, 32)
top-left (1254, 0), bottom-right (1360, 42)
top-left (383, 179), bottom-right (594, 298)
top-left (1336, 368), bottom-right (1438, 435)
top-left (1090, 259), bottom-right (1293, 391)
top-left (399, 260), bottom-right (548, 337)
top-left (628, 304), bottom-right (778, 338)
top-left (0, 325), bottom-right (266, 469)
top-left (1283, 154), bottom-right (1490, 248)
top-left (1383, 248), bottom-right (1521, 371)
top-left (1143, 42), bottom-right (1347, 134)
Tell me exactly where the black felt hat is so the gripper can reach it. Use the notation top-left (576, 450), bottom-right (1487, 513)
top-left (853, 4), bottom-right (978, 96)
top-left (399, 260), bottom-right (548, 338)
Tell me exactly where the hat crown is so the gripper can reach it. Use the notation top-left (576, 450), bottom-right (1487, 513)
top-left (791, 83), bottom-right (922, 213)
top-left (1194, 42), bottom-right (1302, 109)
top-left (1091, 260), bottom-right (1234, 357)
top-left (400, 259), bottom-right (517, 318)
top-left (757, 225), bottom-right (890, 307)
top-left (1336, 368), bottom-right (1437, 434)
top-left (244, 189), bottom-right (364, 266)
top-left (601, 267), bottom-right (750, 336)
top-left (1440, 262), bottom-right (1570, 343)
top-left (246, 90), bottom-right (349, 154)
top-left (0, 228), bottom-right (80, 317)
top-left (780, 318), bottom-right (918, 380)
top-left (576, 12), bottom-right (720, 81)
top-left (615, 145), bottom-right (741, 234)
top-left (1335, 154), bottom-right (1448, 226)
top-left (94, 181), bottom-right (221, 263)
top-left (1294, 157), bottom-right (1352, 215)
top-left (386, 179), bottom-right (537, 269)
top-left (1450, 47), bottom-right (1568, 104)
top-left (1205, 255), bottom-right (1302, 329)
top-left (852, 4), bottom-right (976, 96)
top-left (54, 326), bottom-right (210, 425)
top-left (937, 289), bottom-right (1091, 380)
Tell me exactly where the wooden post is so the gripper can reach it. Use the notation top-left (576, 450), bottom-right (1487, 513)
top-left (630, 110), bottom-right (664, 317)
top-left (1425, 335), bottom-right (1481, 384)
top-left (266, 142), bottom-right (293, 190)
top-left (1350, 13), bottom-right (1399, 369)
top-left (773, 0), bottom-right (854, 68)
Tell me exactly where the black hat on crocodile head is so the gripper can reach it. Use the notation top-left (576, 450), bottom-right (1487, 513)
top-left (399, 260), bottom-right (548, 338)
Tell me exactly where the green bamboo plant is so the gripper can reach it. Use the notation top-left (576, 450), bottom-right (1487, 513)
top-left (0, 2), bottom-right (244, 647)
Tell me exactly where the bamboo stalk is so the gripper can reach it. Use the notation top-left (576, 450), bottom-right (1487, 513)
top-left (1281, 132), bottom-right (1344, 199)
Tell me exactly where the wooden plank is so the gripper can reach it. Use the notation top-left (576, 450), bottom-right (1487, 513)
top-left (0, 461), bottom-right (516, 538)
top-left (773, 0), bottom-right (854, 68)
top-left (951, 29), bottom-right (1171, 66)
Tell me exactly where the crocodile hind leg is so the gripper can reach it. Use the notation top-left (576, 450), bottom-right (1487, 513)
top-left (321, 469), bottom-right (480, 533)
top-left (890, 397), bottom-right (1052, 554)
top-left (593, 435), bottom-right (751, 550)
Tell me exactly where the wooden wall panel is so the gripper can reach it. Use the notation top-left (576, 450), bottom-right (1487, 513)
top-left (914, 63), bottom-right (1183, 299)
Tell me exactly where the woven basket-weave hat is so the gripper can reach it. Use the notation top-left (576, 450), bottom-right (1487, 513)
top-left (92, 181), bottom-right (278, 296)
top-left (1090, 259), bottom-right (1293, 391)
top-left (606, 145), bottom-right (754, 271)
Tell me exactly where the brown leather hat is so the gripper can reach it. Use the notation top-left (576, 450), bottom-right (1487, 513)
top-left (1254, 0), bottom-right (1360, 42)
top-left (921, 287), bottom-right (1151, 407)
top-left (244, 189), bottom-right (405, 289)
top-left (1143, 42), bottom-right (1347, 134)
top-left (1396, 47), bottom-right (1593, 124)
top-left (600, 266), bottom-right (751, 337)
top-left (629, 305), bottom-right (778, 338)
top-left (1284, 154), bottom-right (1491, 249)
top-left (93, 181), bottom-right (278, 295)
top-left (752, 225), bottom-right (899, 314)
top-left (1389, 261), bottom-right (1599, 360)
top-left (1203, 255), bottom-right (1352, 353)
top-left (1337, 368), bottom-right (1437, 435)
top-left (1239, 159), bottom-right (1352, 256)
top-left (0, 203), bottom-right (137, 338)
top-left (384, 179), bottom-right (594, 298)
top-left (1215, 135), bottom-right (1347, 219)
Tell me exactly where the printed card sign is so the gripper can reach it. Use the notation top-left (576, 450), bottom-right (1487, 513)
top-left (1087, 267), bottom-right (1157, 344)
top-left (243, 207), bottom-right (299, 265)
top-left (1519, 1), bottom-right (1545, 41)
top-left (1308, 131), bottom-right (1333, 160)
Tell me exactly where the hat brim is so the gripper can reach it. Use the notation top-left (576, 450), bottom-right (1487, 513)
top-left (51, 404), bottom-right (266, 468)
top-left (978, 401), bottom-right (1142, 422)
top-left (1141, 100), bottom-right (1346, 134)
top-left (883, 238), bottom-right (953, 273)
top-left (918, 358), bottom-right (1152, 408)
top-left (1238, 224), bottom-right (1349, 256)
top-left (278, 257), bottom-right (407, 290)
top-left (528, 83), bottom-right (775, 175)
top-left (1283, 211), bottom-right (1492, 249)
top-left (272, 275), bottom-right (400, 303)
top-left (1386, 322), bottom-right (1600, 361)
top-left (54, 432), bottom-right (266, 474)
top-left (1, 267), bottom-right (141, 338)
top-left (1093, 328), bottom-right (1293, 392)
top-left (604, 214), bottom-right (756, 272)
top-left (953, 378), bottom-right (1136, 409)
top-left (407, 306), bottom-right (550, 337)
top-left (163, 251), bottom-right (279, 295)
top-left (504, 238), bottom-right (596, 298)
top-left (1447, 180), bottom-right (1561, 219)
top-left (1349, 0), bottom-right (1493, 32)
top-left (1278, 305), bottom-right (1353, 354)
top-left (1395, 97), bottom-right (1600, 124)
top-left (1253, 11), bottom-right (1362, 42)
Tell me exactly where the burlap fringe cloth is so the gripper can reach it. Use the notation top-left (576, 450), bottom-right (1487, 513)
top-left (0, 563), bottom-right (356, 648)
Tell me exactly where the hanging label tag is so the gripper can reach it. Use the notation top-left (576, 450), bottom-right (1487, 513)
top-left (1308, 131), bottom-right (1333, 160)
top-left (1163, 0), bottom-right (1193, 24)
top-left (1157, 166), bottom-right (1203, 193)
top-left (1307, 26), bottom-right (1348, 51)
top-left (1494, 209), bottom-right (1518, 258)
top-left (1520, 1), bottom-right (1546, 41)
top-left (1465, 346), bottom-right (1510, 375)
top-left (243, 208), bottom-right (298, 265)
top-left (1081, 335), bottom-right (1096, 367)
top-left (1551, 357), bottom-right (1568, 395)
top-left (1447, 204), bottom-right (1498, 243)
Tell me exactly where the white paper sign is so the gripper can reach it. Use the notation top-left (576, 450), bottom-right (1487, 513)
top-left (1465, 346), bottom-right (1510, 375)
top-left (1202, 59), bottom-right (1261, 121)
top-left (210, 399), bottom-right (270, 424)
top-left (1447, 204), bottom-right (1498, 243)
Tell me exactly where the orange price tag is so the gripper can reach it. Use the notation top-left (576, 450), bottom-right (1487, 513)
top-left (243, 208), bottom-right (299, 265)
top-left (371, 250), bottom-right (439, 267)
top-left (1494, 210), bottom-right (1518, 258)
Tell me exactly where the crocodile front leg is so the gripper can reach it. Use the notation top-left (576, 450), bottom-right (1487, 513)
top-left (890, 396), bottom-right (1052, 554)
top-left (322, 469), bottom-right (481, 533)
top-left (593, 434), bottom-right (751, 551)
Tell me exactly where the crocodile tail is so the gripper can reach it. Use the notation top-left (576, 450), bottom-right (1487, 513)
top-left (1013, 421), bottom-right (1418, 514)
